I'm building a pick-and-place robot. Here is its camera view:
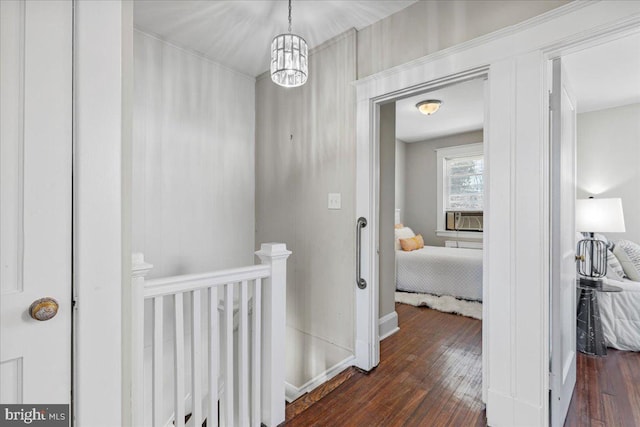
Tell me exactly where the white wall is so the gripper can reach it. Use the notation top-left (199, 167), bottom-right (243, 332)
top-left (132, 31), bottom-right (256, 277)
top-left (379, 104), bottom-right (396, 320)
top-left (403, 130), bottom-right (483, 246)
top-left (395, 139), bottom-right (406, 223)
top-left (356, 0), bottom-right (569, 79)
top-left (577, 103), bottom-right (640, 243)
top-left (255, 31), bottom-right (357, 388)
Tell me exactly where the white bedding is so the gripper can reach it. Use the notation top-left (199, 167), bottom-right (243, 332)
top-left (599, 278), bottom-right (640, 351)
top-left (396, 245), bottom-right (483, 301)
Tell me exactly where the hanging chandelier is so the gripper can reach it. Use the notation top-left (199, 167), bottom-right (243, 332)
top-left (270, 0), bottom-right (308, 87)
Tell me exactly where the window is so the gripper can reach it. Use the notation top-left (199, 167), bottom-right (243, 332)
top-left (445, 155), bottom-right (483, 211)
top-left (436, 143), bottom-right (484, 238)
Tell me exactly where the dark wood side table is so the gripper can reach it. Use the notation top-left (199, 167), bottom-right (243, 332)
top-left (576, 279), bottom-right (622, 356)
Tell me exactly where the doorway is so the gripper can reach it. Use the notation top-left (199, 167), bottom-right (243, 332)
top-left (353, 68), bottom-right (490, 390)
top-left (378, 77), bottom-right (487, 417)
top-left (551, 32), bottom-right (640, 426)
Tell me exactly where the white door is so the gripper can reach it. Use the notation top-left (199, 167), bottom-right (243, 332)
top-left (549, 57), bottom-right (577, 427)
top-left (1, 0), bottom-right (73, 407)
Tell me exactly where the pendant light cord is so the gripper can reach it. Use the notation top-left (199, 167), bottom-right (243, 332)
top-left (288, 0), bottom-right (292, 33)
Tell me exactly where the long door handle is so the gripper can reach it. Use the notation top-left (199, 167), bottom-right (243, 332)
top-left (356, 217), bottom-right (367, 289)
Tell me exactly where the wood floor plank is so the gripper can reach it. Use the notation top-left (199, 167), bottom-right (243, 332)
top-left (286, 302), bottom-right (640, 426)
top-left (566, 349), bottom-right (640, 427)
top-left (287, 303), bottom-right (486, 426)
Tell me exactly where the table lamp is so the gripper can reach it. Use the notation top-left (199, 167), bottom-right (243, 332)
top-left (575, 197), bottom-right (626, 288)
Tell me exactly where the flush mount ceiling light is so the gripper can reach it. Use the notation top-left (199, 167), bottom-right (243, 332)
top-left (416, 99), bottom-right (442, 115)
top-left (270, 0), bottom-right (308, 88)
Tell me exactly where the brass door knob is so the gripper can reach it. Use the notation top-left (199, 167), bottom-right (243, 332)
top-left (29, 297), bottom-right (59, 321)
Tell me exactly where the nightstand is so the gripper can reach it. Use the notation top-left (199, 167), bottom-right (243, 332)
top-left (576, 280), bottom-right (622, 356)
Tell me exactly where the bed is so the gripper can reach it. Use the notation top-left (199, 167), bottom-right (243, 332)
top-left (575, 235), bottom-right (640, 352)
top-left (598, 277), bottom-right (640, 351)
top-left (396, 245), bottom-right (483, 301)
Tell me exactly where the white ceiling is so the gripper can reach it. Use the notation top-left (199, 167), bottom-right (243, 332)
top-left (134, 2), bottom-right (638, 143)
top-left (395, 79), bottom-right (485, 143)
top-left (563, 33), bottom-right (640, 113)
top-left (134, 0), bottom-right (416, 77)
top-left (395, 32), bottom-right (640, 142)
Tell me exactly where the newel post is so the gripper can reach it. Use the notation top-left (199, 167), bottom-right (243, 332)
top-left (255, 243), bottom-right (291, 427)
top-left (131, 253), bottom-right (153, 426)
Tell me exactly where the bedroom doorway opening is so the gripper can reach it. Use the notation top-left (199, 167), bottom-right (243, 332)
top-left (550, 32), bottom-right (640, 426)
top-left (377, 76), bottom-right (487, 417)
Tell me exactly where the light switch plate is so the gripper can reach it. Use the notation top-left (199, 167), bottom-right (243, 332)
top-left (328, 193), bottom-right (341, 210)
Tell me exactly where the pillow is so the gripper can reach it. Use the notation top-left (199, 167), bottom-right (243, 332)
top-left (394, 223), bottom-right (404, 229)
top-left (594, 233), bottom-right (616, 251)
top-left (395, 227), bottom-right (415, 250)
top-left (613, 240), bottom-right (640, 281)
top-left (606, 249), bottom-right (626, 280)
top-left (400, 234), bottom-right (424, 251)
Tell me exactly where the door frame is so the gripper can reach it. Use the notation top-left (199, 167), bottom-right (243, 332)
top-left (354, 68), bottom-right (489, 373)
top-left (353, 2), bottom-right (640, 425)
top-left (542, 23), bottom-right (640, 427)
top-left (72, 1), bottom-right (133, 425)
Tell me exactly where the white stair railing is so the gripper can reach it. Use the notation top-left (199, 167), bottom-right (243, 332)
top-left (132, 243), bottom-right (291, 427)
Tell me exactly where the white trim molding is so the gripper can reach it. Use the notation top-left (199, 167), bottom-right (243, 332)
top-left (74, 1), bottom-right (132, 425)
top-left (436, 230), bottom-right (483, 240)
top-left (378, 311), bottom-right (399, 341)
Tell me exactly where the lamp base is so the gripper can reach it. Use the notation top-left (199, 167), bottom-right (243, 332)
top-left (579, 276), bottom-right (604, 290)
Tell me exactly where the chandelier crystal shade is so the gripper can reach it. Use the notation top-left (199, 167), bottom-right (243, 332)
top-left (270, 0), bottom-right (308, 87)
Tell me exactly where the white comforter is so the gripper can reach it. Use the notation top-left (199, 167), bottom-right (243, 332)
top-left (396, 246), bottom-right (483, 301)
top-left (599, 278), bottom-right (640, 351)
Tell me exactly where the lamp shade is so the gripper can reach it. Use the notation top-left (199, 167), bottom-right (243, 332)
top-left (576, 198), bottom-right (626, 233)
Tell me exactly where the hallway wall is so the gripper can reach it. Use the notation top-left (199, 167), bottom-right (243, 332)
top-left (133, 31), bottom-right (256, 278)
top-left (577, 103), bottom-right (640, 244)
top-left (255, 31), bottom-right (357, 388)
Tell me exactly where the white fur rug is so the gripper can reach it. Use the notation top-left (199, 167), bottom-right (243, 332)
top-left (395, 291), bottom-right (482, 320)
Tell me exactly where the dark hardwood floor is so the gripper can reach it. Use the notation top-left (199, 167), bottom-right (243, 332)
top-left (286, 302), bottom-right (640, 426)
top-left (286, 302), bottom-right (486, 426)
top-left (566, 349), bottom-right (640, 427)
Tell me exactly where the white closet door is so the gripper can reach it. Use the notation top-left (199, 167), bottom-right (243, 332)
top-left (1, 0), bottom-right (72, 405)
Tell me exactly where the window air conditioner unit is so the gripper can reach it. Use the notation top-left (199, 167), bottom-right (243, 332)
top-left (445, 211), bottom-right (483, 232)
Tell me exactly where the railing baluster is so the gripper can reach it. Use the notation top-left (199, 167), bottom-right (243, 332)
top-left (208, 287), bottom-right (219, 427)
top-left (223, 284), bottom-right (234, 426)
top-left (153, 296), bottom-right (164, 427)
top-left (134, 244), bottom-right (290, 427)
top-left (191, 290), bottom-right (202, 426)
top-left (251, 278), bottom-right (262, 427)
top-left (174, 293), bottom-right (186, 427)
top-left (238, 280), bottom-right (249, 425)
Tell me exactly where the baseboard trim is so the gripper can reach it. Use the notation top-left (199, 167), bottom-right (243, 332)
top-left (379, 311), bottom-right (399, 341)
top-left (285, 355), bottom-right (356, 403)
